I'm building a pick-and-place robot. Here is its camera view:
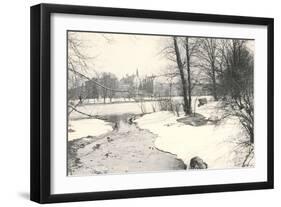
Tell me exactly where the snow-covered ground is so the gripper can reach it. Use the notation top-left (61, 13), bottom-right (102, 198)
top-left (70, 101), bottom-right (157, 119)
top-left (69, 96), bottom-right (213, 120)
top-left (135, 102), bottom-right (252, 169)
top-left (68, 119), bottom-right (113, 141)
top-left (81, 97), bottom-right (157, 104)
top-left (68, 96), bottom-right (253, 169)
top-left (69, 123), bottom-right (186, 176)
top-left (72, 96), bottom-right (186, 105)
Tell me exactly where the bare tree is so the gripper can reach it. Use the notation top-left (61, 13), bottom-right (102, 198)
top-left (183, 37), bottom-right (201, 114)
top-left (161, 66), bottom-right (179, 113)
top-left (173, 37), bottom-right (189, 115)
top-left (159, 37), bottom-right (201, 115)
top-left (67, 32), bottom-right (92, 116)
top-left (67, 33), bottom-right (126, 114)
top-left (219, 40), bottom-right (254, 144)
top-left (107, 74), bottom-right (119, 103)
top-left (198, 38), bottom-right (220, 101)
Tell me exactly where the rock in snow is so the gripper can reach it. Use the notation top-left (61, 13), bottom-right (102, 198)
top-left (189, 156), bottom-right (208, 169)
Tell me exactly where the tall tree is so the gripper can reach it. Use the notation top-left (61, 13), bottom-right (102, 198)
top-left (184, 37), bottom-right (201, 114)
top-left (107, 74), bottom-right (119, 103)
top-left (173, 37), bottom-right (189, 115)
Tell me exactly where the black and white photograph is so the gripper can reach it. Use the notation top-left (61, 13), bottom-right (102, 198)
top-left (27, 2), bottom-right (274, 204)
top-left (67, 31), bottom-right (255, 176)
top-left (0, 0), bottom-right (277, 206)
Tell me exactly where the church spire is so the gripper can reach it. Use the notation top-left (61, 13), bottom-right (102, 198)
top-left (136, 68), bottom-right (139, 77)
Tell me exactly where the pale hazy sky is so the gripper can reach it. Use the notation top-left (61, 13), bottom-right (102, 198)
top-left (72, 32), bottom-right (171, 79)
top-left (70, 31), bottom-right (254, 79)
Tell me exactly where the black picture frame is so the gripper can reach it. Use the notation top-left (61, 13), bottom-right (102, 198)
top-left (30, 3), bottom-right (274, 204)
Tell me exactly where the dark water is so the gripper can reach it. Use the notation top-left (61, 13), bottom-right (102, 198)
top-left (100, 113), bottom-right (142, 130)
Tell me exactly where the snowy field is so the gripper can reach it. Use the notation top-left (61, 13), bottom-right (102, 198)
top-left (69, 96), bottom-right (213, 119)
top-left (68, 96), bottom-right (253, 169)
top-left (68, 96), bottom-right (216, 141)
top-left (70, 101), bottom-right (156, 119)
top-left (135, 102), bottom-right (252, 169)
top-left (72, 96), bottom-right (186, 105)
top-left (80, 97), bottom-right (158, 104)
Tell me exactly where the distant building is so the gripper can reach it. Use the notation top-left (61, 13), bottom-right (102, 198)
top-left (133, 69), bottom-right (141, 96)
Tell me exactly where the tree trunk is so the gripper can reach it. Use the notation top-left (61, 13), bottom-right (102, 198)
top-left (103, 89), bottom-right (107, 103)
top-left (173, 37), bottom-right (189, 115)
top-left (185, 37), bottom-right (192, 114)
top-left (211, 61), bottom-right (218, 101)
top-left (250, 132), bottom-right (254, 144)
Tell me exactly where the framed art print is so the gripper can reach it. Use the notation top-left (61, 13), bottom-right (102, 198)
top-left (30, 3), bottom-right (274, 203)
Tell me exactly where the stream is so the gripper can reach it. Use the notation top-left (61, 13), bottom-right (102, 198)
top-left (68, 113), bottom-right (187, 176)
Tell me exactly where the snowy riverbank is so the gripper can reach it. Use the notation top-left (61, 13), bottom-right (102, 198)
top-left (68, 118), bottom-right (113, 141)
top-left (67, 99), bottom-right (253, 175)
top-left (135, 103), bottom-right (253, 169)
top-left (68, 122), bottom-right (186, 176)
